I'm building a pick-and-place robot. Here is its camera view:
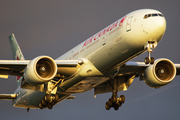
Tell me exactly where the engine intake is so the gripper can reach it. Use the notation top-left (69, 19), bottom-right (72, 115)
top-left (24, 56), bottom-right (57, 85)
top-left (144, 58), bottom-right (176, 88)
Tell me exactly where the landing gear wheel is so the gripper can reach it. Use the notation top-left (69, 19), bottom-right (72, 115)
top-left (113, 104), bottom-right (119, 110)
top-left (145, 57), bottom-right (150, 64)
top-left (105, 94), bottom-right (125, 110)
top-left (39, 102), bottom-right (44, 109)
top-left (120, 95), bottom-right (125, 103)
top-left (105, 102), bottom-right (110, 110)
top-left (41, 98), bottom-right (47, 106)
top-left (45, 94), bottom-right (51, 102)
top-left (47, 104), bottom-right (53, 109)
top-left (150, 57), bottom-right (154, 64)
top-left (112, 95), bottom-right (117, 103)
top-left (51, 101), bottom-right (55, 105)
top-left (117, 102), bottom-right (122, 107)
top-left (108, 99), bottom-right (112, 106)
top-left (54, 94), bottom-right (59, 103)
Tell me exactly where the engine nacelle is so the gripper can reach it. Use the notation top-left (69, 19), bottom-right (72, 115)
top-left (24, 56), bottom-right (57, 85)
top-left (144, 58), bottom-right (176, 88)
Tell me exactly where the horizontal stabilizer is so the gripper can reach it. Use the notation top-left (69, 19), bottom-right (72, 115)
top-left (0, 75), bottom-right (8, 79)
top-left (0, 94), bottom-right (17, 100)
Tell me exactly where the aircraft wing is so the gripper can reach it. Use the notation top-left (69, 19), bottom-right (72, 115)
top-left (120, 61), bottom-right (180, 76)
top-left (0, 60), bottom-right (80, 79)
top-left (0, 94), bottom-right (17, 100)
top-left (175, 64), bottom-right (180, 75)
top-left (117, 62), bottom-right (149, 77)
top-left (94, 60), bottom-right (180, 95)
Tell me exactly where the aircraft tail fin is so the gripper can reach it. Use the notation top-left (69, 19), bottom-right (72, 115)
top-left (9, 33), bottom-right (25, 85)
top-left (9, 33), bottom-right (25, 60)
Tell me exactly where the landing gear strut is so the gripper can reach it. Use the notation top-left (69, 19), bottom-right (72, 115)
top-left (144, 41), bottom-right (157, 64)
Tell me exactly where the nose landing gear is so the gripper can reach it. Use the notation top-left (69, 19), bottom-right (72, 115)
top-left (144, 41), bottom-right (157, 64)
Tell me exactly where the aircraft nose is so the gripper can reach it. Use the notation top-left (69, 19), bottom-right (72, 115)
top-left (156, 17), bottom-right (166, 35)
top-left (143, 15), bottom-right (167, 43)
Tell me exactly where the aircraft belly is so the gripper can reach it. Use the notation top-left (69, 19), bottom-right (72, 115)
top-left (64, 77), bottom-right (109, 93)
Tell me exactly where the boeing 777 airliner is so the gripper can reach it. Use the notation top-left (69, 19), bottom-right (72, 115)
top-left (0, 9), bottom-right (179, 111)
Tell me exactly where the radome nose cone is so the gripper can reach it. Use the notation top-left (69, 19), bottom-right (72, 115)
top-left (155, 17), bottom-right (166, 42)
top-left (157, 17), bottom-right (166, 33)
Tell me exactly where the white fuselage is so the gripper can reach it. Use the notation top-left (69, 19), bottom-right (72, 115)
top-left (13, 9), bottom-right (166, 109)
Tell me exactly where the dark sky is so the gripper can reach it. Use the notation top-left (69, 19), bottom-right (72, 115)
top-left (0, 0), bottom-right (180, 120)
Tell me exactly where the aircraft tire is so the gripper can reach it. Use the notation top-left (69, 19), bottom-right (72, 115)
top-left (41, 98), bottom-right (47, 106)
top-left (113, 104), bottom-right (119, 110)
top-left (108, 100), bottom-right (112, 107)
top-left (105, 102), bottom-right (110, 110)
top-left (145, 57), bottom-right (150, 64)
top-left (112, 95), bottom-right (117, 103)
top-left (150, 57), bottom-right (154, 64)
top-left (47, 104), bottom-right (53, 109)
top-left (39, 102), bottom-right (44, 109)
top-left (120, 95), bottom-right (125, 103)
top-left (45, 94), bottom-right (51, 102)
top-left (54, 94), bottom-right (59, 103)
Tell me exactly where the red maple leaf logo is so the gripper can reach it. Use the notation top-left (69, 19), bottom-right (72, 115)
top-left (16, 56), bottom-right (20, 60)
top-left (16, 56), bottom-right (21, 80)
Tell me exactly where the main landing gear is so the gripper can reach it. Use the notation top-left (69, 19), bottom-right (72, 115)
top-left (39, 94), bottom-right (59, 109)
top-left (144, 41), bottom-right (157, 64)
top-left (105, 93), bottom-right (125, 110)
top-left (39, 78), bottom-right (63, 109)
top-left (105, 77), bottom-right (125, 110)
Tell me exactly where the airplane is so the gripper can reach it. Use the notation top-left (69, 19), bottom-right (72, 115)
top-left (0, 9), bottom-right (179, 111)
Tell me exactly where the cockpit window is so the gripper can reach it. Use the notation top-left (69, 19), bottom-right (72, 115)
top-left (143, 13), bottom-right (164, 19)
top-left (158, 14), bottom-right (163, 17)
top-left (152, 14), bottom-right (158, 17)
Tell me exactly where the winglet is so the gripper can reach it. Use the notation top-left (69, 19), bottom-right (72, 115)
top-left (9, 33), bottom-right (25, 60)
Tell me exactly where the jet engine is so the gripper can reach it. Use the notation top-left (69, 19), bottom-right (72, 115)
top-left (23, 56), bottom-right (57, 85)
top-left (144, 58), bottom-right (176, 88)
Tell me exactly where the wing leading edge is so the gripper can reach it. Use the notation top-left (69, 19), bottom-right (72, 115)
top-left (0, 60), bottom-right (81, 78)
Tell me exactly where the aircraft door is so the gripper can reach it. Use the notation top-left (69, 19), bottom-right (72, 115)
top-left (126, 16), bottom-right (133, 32)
